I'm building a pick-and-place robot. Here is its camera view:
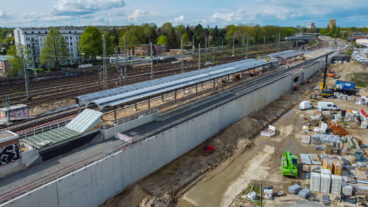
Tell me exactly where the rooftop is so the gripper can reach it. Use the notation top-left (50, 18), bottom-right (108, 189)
top-left (24, 127), bottom-right (81, 150)
top-left (77, 58), bottom-right (277, 110)
top-left (0, 131), bottom-right (19, 144)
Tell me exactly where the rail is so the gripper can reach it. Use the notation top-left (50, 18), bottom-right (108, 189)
top-left (0, 50), bottom-right (331, 205)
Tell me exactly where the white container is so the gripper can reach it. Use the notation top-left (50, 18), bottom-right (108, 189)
top-left (321, 169), bottom-right (331, 174)
top-left (321, 173), bottom-right (331, 193)
top-left (310, 172), bottom-right (321, 192)
top-left (331, 175), bottom-right (342, 195)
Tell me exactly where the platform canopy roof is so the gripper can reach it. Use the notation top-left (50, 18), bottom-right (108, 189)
top-left (76, 58), bottom-right (277, 110)
top-left (268, 50), bottom-right (305, 59)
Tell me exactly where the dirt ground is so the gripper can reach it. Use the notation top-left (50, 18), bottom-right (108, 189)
top-left (101, 61), bottom-right (368, 207)
top-left (29, 99), bottom-right (75, 116)
top-left (101, 72), bottom-right (319, 207)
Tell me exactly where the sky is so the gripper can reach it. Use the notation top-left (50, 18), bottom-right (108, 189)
top-left (0, 0), bottom-right (367, 28)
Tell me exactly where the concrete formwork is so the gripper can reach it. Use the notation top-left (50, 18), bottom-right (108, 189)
top-left (2, 61), bottom-right (325, 207)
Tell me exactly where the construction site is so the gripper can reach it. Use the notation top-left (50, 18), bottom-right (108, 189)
top-left (1, 34), bottom-right (368, 207)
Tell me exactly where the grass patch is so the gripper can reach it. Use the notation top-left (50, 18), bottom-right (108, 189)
top-left (347, 72), bottom-right (368, 88)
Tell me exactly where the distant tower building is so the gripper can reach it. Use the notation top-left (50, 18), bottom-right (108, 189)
top-left (307, 23), bottom-right (316, 29)
top-left (329, 19), bottom-right (336, 29)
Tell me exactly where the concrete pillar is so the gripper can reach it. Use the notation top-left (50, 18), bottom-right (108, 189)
top-left (114, 107), bottom-right (117, 125)
top-left (148, 98), bottom-right (151, 110)
top-left (195, 84), bottom-right (198, 95)
top-left (213, 79), bottom-right (215, 89)
top-left (135, 103), bottom-right (138, 111)
top-left (161, 93), bottom-right (165, 102)
top-left (174, 90), bottom-right (177, 104)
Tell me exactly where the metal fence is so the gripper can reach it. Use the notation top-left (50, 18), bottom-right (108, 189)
top-left (18, 119), bottom-right (72, 139)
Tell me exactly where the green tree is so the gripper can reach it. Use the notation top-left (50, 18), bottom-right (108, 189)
top-left (119, 30), bottom-right (139, 56)
top-left (102, 31), bottom-right (115, 56)
top-left (40, 27), bottom-right (69, 69)
top-left (79, 26), bottom-right (102, 59)
top-left (181, 33), bottom-right (189, 48)
top-left (157, 35), bottom-right (168, 46)
top-left (7, 45), bottom-right (31, 77)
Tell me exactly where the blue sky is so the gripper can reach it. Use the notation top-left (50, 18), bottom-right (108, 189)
top-left (0, 0), bottom-right (367, 27)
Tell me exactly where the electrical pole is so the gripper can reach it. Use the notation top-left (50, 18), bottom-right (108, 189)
top-left (232, 35), bottom-right (235, 57)
top-left (150, 42), bottom-right (154, 80)
top-left (243, 33), bottom-right (245, 59)
top-left (278, 33), bottom-right (281, 51)
top-left (198, 43), bottom-right (201, 69)
top-left (181, 37), bottom-right (184, 73)
top-left (123, 36), bottom-right (126, 56)
top-left (263, 35), bottom-right (266, 49)
top-left (102, 33), bottom-right (108, 89)
top-left (192, 35), bottom-right (195, 55)
top-left (246, 35), bottom-right (249, 59)
top-left (17, 29), bottom-right (30, 100)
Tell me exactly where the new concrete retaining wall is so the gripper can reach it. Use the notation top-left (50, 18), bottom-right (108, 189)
top-left (1, 60), bottom-right (324, 207)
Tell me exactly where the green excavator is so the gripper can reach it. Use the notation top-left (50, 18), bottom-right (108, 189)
top-left (281, 151), bottom-right (298, 178)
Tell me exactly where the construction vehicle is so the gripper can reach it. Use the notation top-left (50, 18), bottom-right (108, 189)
top-left (335, 80), bottom-right (356, 95)
top-left (281, 151), bottom-right (298, 178)
top-left (320, 54), bottom-right (333, 98)
top-left (202, 145), bottom-right (214, 155)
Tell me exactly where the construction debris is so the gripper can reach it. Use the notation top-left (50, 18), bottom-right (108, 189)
top-left (288, 184), bottom-right (302, 194)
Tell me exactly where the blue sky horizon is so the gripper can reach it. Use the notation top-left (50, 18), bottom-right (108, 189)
top-left (0, 0), bottom-right (367, 28)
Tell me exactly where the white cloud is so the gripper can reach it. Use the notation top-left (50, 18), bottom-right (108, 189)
top-left (53, 0), bottom-right (125, 15)
top-left (128, 9), bottom-right (151, 20)
top-left (0, 11), bottom-right (8, 19)
top-left (173, 15), bottom-right (184, 23)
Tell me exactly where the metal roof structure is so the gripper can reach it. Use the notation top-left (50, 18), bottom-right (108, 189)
top-left (25, 127), bottom-right (81, 150)
top-left (268, 50), bottom-right (304, 59)
top-left (24, 109), bottom-right (102, 150)
top-left (66, 109), bottom-right (103, 133)
top-left (77, 58), bottom-right (277, 110)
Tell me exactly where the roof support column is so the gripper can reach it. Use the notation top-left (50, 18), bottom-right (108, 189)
top-left (161, 93), bottom-right (165, 102)
top-left (148, 98), bottom-right (151, 110)
top-left (135, 103), bottom-right (138, 111)
top-left (174, 90), bottom-right (177, 104)
top-left (114, 106), bottom-right (117, 125)
top-left (213, 79), bottom-right (215, 90)
top-left (195, 84), bottom-right (198, 96)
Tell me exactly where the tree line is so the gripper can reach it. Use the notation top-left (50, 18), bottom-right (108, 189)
top-left (2, 24), bottom-right (297, 76)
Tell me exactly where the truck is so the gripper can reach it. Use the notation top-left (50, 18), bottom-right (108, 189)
top-left (281, 151), bottom-right (298, 178)
top-left (335, 80), bottom-right (355, 95)
top-left (317, 102), bottom-right (340, 111)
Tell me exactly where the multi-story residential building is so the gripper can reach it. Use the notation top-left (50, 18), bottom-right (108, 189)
top-left (14, 27), bottom-right (85, 68)
top-left (307, 22), bottom-right (316, 29)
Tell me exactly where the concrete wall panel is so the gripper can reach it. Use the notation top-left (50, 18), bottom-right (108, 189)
top-left (3, 61), bottom-right (327, 207)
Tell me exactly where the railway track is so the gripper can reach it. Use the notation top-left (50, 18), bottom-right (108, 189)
top-left (0, 47), bottom-right (293, 134)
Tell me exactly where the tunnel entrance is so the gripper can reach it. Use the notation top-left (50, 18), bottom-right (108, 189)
top-left (294, 76), bottom-right (299, 83)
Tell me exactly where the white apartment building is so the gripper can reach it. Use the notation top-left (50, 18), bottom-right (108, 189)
top-left (14, 27), bottom-right (85, 68)
top-left (307, 23), bottom-right (316, 29)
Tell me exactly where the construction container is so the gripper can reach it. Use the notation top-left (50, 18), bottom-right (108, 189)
top-left (310, 172), bottom-right (321, 192)
top-left (342, 183), bottom-right (353, 196)
top-left (0, 104), bottom-right (29, 121)
top-left (323, 159), bottom-right (333, 172)
top-left (332, 160), bottom-right (342, 175)
top-left (321, 173), bottom-right (331, 193)
top-left (331, 175), bottom-right (342, 195)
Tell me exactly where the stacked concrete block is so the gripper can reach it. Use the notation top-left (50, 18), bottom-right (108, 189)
top-left (342, 183), bottom-right (353, 196)
top-left (310, 172), bottom-right (321, 192)
top-left (323, 159), bottom-right (333, 172)
top-left (321, 169), bottom-right (331, 175)
top-left (321, 173), bottom-right (331, 193)
top-left (298, 188), bottom-right (311, 199)
top-left (332, 160), bottom-right (342, 175)
top-left (331, 175), bottom-right (342, 195)
top-left (288, 184), bottom-right (302, 194)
